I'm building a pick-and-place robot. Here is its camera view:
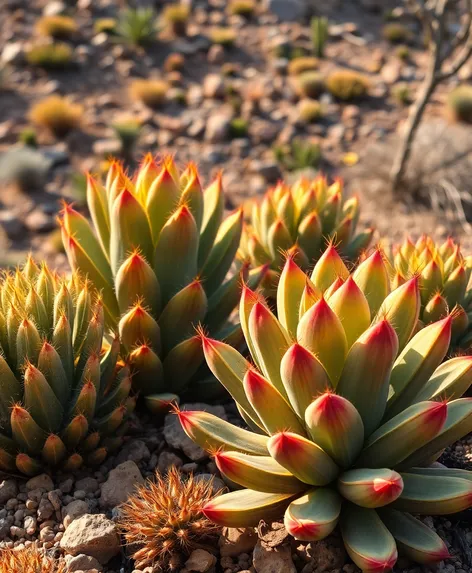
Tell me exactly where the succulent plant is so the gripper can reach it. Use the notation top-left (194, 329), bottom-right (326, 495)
top-left (0, 545), bottom-right (66, 573)
top-left (239, 176), bottom-right (373, 295)
top-left (178, 247), bottom-right (472, 572)
top-left (119, 466), bottom-right (222, 570)
top-left (0, 258), bottom-right (133, 476)
top-left (385, 235), bottom-right (472, 347)
top-left (60, 155), bottom-right (265, 411)
top-left (116, 7), bottom-right (158, 47)
top-left (310, 16), bottom-right (329, 58)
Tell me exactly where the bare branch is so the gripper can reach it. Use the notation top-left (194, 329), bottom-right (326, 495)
top-left (438, 40), bottom-right (472, 80)
top-left (442, 0), bottom-right (472, 59)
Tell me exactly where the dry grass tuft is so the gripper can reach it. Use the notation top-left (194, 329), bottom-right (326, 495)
top-left (35, 15), bottom-right (77, 39)
top-left (326, 69), bottom-right (369, 101)
top-left (129, 78), bottom-right (168, 109)
top-left (0, 545), bottom-right (66, 573)
top-left (29, 96), bottom-right (83, 138)
top-left (119, 467), bottom-right (222, 571)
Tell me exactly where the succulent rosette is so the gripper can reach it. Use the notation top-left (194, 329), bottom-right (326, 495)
top-left (178, 245), bottom-right (472, 572)
top-left (0, 258), bottom-right (133, 476)
top-left (239, 176), bottom-right (373, 295)
top-left (385, 235), bottom-right (472, 348)
top-left (59, 155), bottom-right (266, 411)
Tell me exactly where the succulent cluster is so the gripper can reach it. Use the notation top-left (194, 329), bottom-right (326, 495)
top-left (240, 176), bottom-right (373, 294)
top-left (0, 258), bottom-right (133, 476)
top-left (60, 155), bottom-right (265, 411)
top-left (179, 246), bottom-right (472, 571)
top-left (0, 545), bottom-right (66, 573)
top-left (386, 235), bottom-right (472, 347)
top-left (119, 466), bottom-right (222, 570)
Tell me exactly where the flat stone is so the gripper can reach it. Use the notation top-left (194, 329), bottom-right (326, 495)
top-left (185, 549), bottom-right (216, 572)
top-left (62, 500), bottom-right (90, 529)
top-left (114, 440), bottom-right (150, 465)
top-left (264, 0), bottom-right (307, 21)
top-left (0, 479), bottom-right (18, 504)
top-left (26, 474), bottom-right (54, 492)
top-left (1, 42), bottom-right (24, 65)
top-left (65, 553), bottom-right (103, 572)
top-left (60, 513), bottom-right (120, 564)
top-left (219, 527), bottom-right (258, 557)
top-left (99, 461), bottom-right (144, 509)
top-left (253, 540), bottom-right (296, 573)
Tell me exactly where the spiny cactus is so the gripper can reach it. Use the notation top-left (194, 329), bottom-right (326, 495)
top-left (60, 155), bottom-right (265, 412)
top-left (0, 545), bottom-right (66, 573)
top-left (240, 176), bottom-right (373, 295)
top-left (119, 466), bottom-right (222, 571)
top-left (0, 258), bottom-right (133, 476)
top-left (385, 235), bottom-right (472, 347)
top-left (178, 247), bottom-right (472, 572)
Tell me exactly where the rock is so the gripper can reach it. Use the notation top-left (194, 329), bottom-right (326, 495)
top-left (203, 74), bottom-right (226, 99)
top-left (65, 553), bottom-right (103, 572)
top-left (92, 139), bottom-right (122, 157)
top-left (258, 522), bottom-right (290, 547)
top-left (60, 514), bottom-right (120, 564)
top-left (158, 451), bottom-right (183, 473)
top-left (219, 527), bottom-right (258, 557)
top-left (0, 479), bottom-right (18, 504)
top-left (207, 45), bottom-right (225, 64)
top-left (187, 118), bottom-right (206, 139)
top-left (24, 209), bottom-right (55, 233)
top-left (26, 474), bottom-right (54, 492)
top-left (24, 515), bottom-right (37, 535)
top-left (163, 404), bottom-right (226, 461)
top-left (253, 540), bottom-right (296, 573)
top-left (205, 114), bottom-right (232, 143)
top-left (99, 461), bottom-right (144, 509)
top-left (115, 440), bottom-right (150, 465)
top-left (62, 500), bottom-right (90, 529)
top-left (0, 211), bottom-right (24, 239)
top-left (37, 497), bottom-right (55, 521)
top-left (43, 0), bottom-right (66, 15)
top-left (1, 42), bottom-right (23, 65)
top-left (194, 474), bottom-right (226, 495)
top-left (381, 61), bottom-right (401, 84)
top-left (75, 478), bottom-right (99, 495)
top-left (251, 160), bottom-right (281, 183)
top-left (304, 538), bottom-right (347, 571)
top-left (48, 489), bottom-right (62, 510)
top-left (264, 0), bottom-right (307, 22)
top-left (185, 549), bottom-right (216, 572)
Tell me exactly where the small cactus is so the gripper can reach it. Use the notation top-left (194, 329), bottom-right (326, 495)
top-left (119, 466), bottom-right (222, 571)
top-left (310, 16), bottom-right (329, 58)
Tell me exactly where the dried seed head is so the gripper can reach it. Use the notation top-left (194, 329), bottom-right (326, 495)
top-left (119, 467), bottom-right (222, 571)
